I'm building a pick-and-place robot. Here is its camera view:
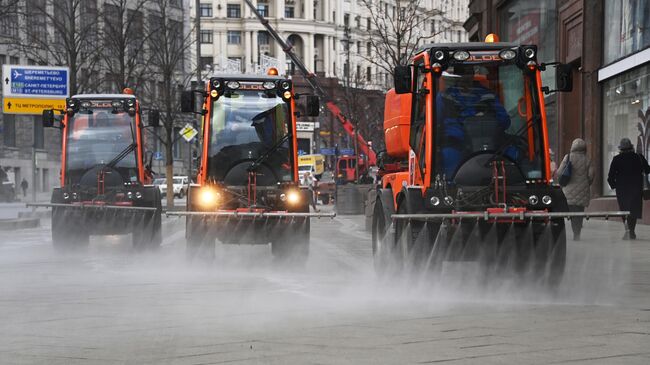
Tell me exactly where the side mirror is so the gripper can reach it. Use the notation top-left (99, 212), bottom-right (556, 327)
top-left (556, 63), bottom-right (573, 92)
top-left (393, 65), bottom-right (412, 94)
top-left (306, 95), bottom-right (320, 117)
top-left (42, 109), bottom-right (54, 127)
top-left (148, 109), bottom-right (160, 127)
top-left (180, 90), bottom-right (195, 113)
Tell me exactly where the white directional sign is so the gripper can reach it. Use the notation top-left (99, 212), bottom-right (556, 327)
top-left (179, 123), bottom-right (198, 142)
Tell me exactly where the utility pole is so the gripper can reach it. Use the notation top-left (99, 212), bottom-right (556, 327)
top-left (344, 26), bottom-right (359, 183)
top-left (191, 0), bottom-right (202, 201)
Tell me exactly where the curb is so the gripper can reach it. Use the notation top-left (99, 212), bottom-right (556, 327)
top-left (0, 218), bottom-right (40, 231)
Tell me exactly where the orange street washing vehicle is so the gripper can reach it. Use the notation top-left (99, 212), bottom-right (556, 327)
top-left (32, 90), bottom-right (163, 250)
top-left (371, 35), bottom-right (628, 286)
top-left (169, 70), bottom-right (334, 262)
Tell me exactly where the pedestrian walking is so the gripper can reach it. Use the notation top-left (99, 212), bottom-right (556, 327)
top-left (607, 138), bottom-right (650, 240)
top-left (20, 178), bottom-right (28, 198)
top-left (300, 171), bottom-right (320, 212)
top-left (555, 139), bottom-right (593, 240)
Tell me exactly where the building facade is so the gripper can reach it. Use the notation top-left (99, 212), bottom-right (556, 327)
top-left (465, 0), bottom-right (650, 219)
top-left (193, 0), bottom-right (469, 155)
top-left (0, 0), bottom-right (193, 201)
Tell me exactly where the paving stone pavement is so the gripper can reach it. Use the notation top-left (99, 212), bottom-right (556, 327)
top-left (0, 209), bottom-right (649, 364)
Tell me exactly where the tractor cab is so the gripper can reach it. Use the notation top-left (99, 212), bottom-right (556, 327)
top-left (388, 40), bottom-right (574, 211)
top-left (37, 91), bottom-right (163, 251)
top-left (183, 71), bottom-right (319, 212)
top-left (43, 94), bottom-right (157, 202)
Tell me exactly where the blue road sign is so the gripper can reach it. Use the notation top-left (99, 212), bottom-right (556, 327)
top-left (2, 65), bottom-right (69, 98)
top-left (340, 148), bottom-right (354, 155)
top-left (153, 151), bottom-right (164, 160)
top-left (320, 148), bottom-right (335, 156)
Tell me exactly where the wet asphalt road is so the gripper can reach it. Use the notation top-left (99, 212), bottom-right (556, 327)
top-left (1, 206), bottom-right (649, 364)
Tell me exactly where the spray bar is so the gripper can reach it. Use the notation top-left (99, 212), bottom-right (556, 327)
top-left (391, 211), bottom-right (630, 221)
top-left (166, 211), bottom-right (336, 219)
top-left (26, 203), bottom-right (159, 212)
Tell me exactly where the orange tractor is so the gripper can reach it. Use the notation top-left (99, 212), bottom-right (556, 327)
top-left (32, 92), bottom-right (162, 250)
top-left (169, 71), bottom-right (334, 262)
top-left (372, 37), bottom-right (627, 285)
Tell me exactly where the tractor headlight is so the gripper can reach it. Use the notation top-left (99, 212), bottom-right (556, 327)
top-left (444, 196), bottom-right (454, 206)
top-left (62, 192), bottom-right (70, 200)
top-left (453, 50), bottom-right (470, 61)
top-left (135, 191), bottom-right (142, 199)
top-left (72, 192), bottom-right (78, 200)
top-left (499, 49), bottom-right (517, 60)
top-left (280, 80), bottom-right (291, 90)
top-left (263, 81), bottom-right (276, 90)
top-left (528, 195), bottom-right (539, 205)
top-left (127, 191), bottom-right (133, 199)
top-left (430, 196), bottom-right (440, 206)
top-left (542, 195), bottom-right (552, 205)
top-left (226, 81), bottom-right (240, 89)
top-left (524, 47), bottom-right (536, 59)
top-left (199, 187), bottom-right (219, 206)
top-left (211, 79), bottom-right (221, 89)
top-left (286, 190), bottom-right (301, 205)
top-left (433, 49), bottom-right (446, 61)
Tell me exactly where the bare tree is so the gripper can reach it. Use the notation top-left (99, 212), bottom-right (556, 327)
top-left (101, 0), bottom-right (151, 93)
top-left (11, 0), bottom-right (102, 94)
top-left (360, 0), bottom-right (446, 75)
top-left (146, 0), bottom-right (194, 207)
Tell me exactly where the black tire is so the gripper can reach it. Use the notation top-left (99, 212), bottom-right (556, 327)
top-left (186, 216), bottom-right (215, 261)
top-left (372, 197), bottom-right (395, 275)
top-left (271, 217), bottom-right (310, 265)
top-left (51, 207), bottom-right (89, 251)
top-left (535, 219), bottom-right (566, 288)
top-left (178, 189), bottom-right (185, 199)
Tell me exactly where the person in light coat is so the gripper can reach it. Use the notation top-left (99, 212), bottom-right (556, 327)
top-left (555, 138), bottom-right (593, 240)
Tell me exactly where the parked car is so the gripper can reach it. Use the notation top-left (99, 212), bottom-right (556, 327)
top-left (158, 176), bottom-right (190, 198)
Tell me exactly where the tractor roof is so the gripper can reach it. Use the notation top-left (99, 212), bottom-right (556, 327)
top-left (210, 73), bottom-right (285, 81)
top-left (416, 42), bottom-right (521, 54)
top-left (72, 94), bottom-right (136, 99)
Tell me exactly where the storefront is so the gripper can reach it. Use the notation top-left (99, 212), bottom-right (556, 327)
top-left (600, 0), bottom-right (650, 196)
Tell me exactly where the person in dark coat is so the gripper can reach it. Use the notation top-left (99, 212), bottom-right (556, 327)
top-left (607, 138), bottom-right (650, 239)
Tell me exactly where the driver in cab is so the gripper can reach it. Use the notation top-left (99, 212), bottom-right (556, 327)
top-left (436, 64), bottom-right (511, 178)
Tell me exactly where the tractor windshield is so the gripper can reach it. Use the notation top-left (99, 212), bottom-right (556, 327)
top-left (432, 63), bottom-right (544, 184)
top-left (65, 107), bottom-right (138, 185)
top-left (207, 89), bottom-right (292, 186)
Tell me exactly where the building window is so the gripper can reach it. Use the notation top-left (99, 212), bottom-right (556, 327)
top-left (256, 4), bottom-right (269, 17)
top-left (227, 30), bottom-right (241, 44)
top-left (200, 30), bottom-right (212, 44)
top-left (227, 4), bottom-right (241, 18)
top-left (604, 0), bottom-right (650, 65)
top-left (366, 66), bottom-right (371, 81)
top-left (366, 42), bottom-right (371, 56)
top-left (200, 56), bottom-right (213, 70)
top-left (602, 64), bottom-right (650, 195)
top-left (367, 18), bottom-right (371, 30)
top-left (34, 118), bottom-right (44, 149)
top-left (199, 3), bottom-right (212, 17)
top-left (258, 32), bottom-right (270, 45)
top-left (285, 6), bottom-right (294, 18)
top-left (356, 64), bottom-right (361, 78)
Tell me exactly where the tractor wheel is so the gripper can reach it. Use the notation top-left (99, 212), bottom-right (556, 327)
top-left (186, 216), bottom-right (215, 261)
top-left (372, 198), bottom-right (396, 275)
top-left (132, 210), bottom-right (162, 251)
top-left (534, 218), bottom-right (566, 288)
top-left (272, 217), bottom-right (310, 265)
top-left (51, 207), bottom-right (89, 251)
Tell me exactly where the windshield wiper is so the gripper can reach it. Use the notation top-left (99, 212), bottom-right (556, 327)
top-left (105, 143), bottom-right (137, 169)
top-left (247, 133), bottom-right (291, 172)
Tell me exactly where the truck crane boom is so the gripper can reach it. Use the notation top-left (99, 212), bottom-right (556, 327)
top-left (243, 0), bottom-right (377, 166)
